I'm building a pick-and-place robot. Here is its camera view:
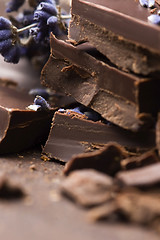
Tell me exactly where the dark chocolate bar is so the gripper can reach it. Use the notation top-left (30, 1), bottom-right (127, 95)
top-left (42, 111), bottom-right (155, 163)
top-left (0, 86), bottom-right (54, 154)
top-left (42, 35), bottom-right (158, 130)
top-left (69, 0), bottom-right (160, 75)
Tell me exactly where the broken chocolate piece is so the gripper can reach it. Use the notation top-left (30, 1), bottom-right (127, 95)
top-left (42, 35), bottom-right (158, 130)
top-left (42, 111), bottom-right (155, 163)
top-left (0, 86), bottom-right (54, 154)
top-left (116, 162), bottom-right (160, 187)
top-left (64, 142), bottom-right (127, 176)
top-left (69, 0), bottom-right (160, 75)
top-left (61, 169), bottom-right (114, 207)
top-left (121, 150), bottom-right (159, 170)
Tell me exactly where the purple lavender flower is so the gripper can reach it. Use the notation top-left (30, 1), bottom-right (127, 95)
top-left (30, 0), bottom-right (58, 43)
top-left (6, 0), bottom-right (25, 13)
top-left (34, 95), bottom-right (50, 110)
top-left (0, 17), bottom-right (21, 63)
top-left (4, 45), bottom-right (21, 63)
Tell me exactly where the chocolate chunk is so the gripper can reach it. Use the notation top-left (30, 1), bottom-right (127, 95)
top-left (116, 162), bottom-right (160, 187)
top-left (60, 169), bottom-right (114, 207)
top-left (42, 35), bottom-right (158, 130)
top-left (69, 0), bottom-right (160, 75)
top-left (0, 86), bottom-right (54, 154)
top-left (42, 111), bottom-right (155, 163)
top-left (64, 142), bottom-right (127, 176)
top-left (121, 151), bottom-right (159, 170)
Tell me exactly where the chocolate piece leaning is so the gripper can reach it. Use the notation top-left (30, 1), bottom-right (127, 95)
top-left (42, 35), bottom-right (159, 130)
top-left (42, 111), bottom-right (155, 163)
top-left (0, 86), bottom-right (54, 154)
top-left (69, 0), bottom-right (160, 75)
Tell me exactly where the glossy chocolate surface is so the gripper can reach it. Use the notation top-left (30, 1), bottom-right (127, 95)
top-left (42, 111), bottom-right (155, 163)
top-left (71, 0), bottom-right (160, 52)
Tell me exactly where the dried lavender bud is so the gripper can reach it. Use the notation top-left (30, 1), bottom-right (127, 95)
top-left (0, 17), bottom-right (12, 29)
top-left (0, 30), bottom-right (12, 40)
top-left (34, 1), bottom-right (57, 22)
top-left (148, 14), bottom-right (160, 25)
top-left (4, 45), bottom-right (21, 63)
top-left (6, 0), bottom-right (25, 13)
top-left (0, 39), bottom-right (12, 55)
top-left (34, 95), bottom-right (50, 110)
top-left (34, 10), bottom-right (52, 22)
top-left (37, 2), bottom-right (57, 16)
top-left (47, 16), bottom-right (58, 27)
top-left (30, 0), bottom-right (59, 43)
top-left (0, 17), bottom-right (21, 63)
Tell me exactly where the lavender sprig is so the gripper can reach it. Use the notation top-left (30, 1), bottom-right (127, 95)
top-left (0, 17), bottom-right (21, 63)
top-left (0, 0), bottom-right (71, 64)
top-left (34, 95), bottom-right (50, 110)
top-left (30, 0), bottom-right (58, 43)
